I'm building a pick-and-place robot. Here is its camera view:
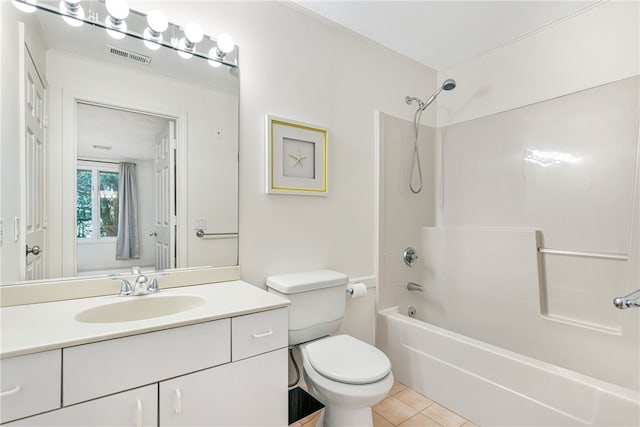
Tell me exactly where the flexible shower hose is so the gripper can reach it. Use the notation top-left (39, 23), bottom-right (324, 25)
top-left (410, 106), bottom-right (425, 194)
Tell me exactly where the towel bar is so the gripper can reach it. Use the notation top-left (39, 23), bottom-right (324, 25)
top-left (537, 248), bottom-right (628, 261)
top-left (195, 229), bottom-right (238, 239)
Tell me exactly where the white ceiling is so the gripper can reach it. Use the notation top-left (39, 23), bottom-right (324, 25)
top-left (294, 1), bottom-right (598, 70)
top-left (76, 103), bottom-right (170, 161)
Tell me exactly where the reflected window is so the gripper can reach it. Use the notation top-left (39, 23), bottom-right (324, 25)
top-left (76, 162), bottom-right (119, 240)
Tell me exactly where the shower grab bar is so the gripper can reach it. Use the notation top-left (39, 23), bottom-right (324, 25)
top-left (537, 248), bottom-right (628, 261)
top-left (613, 289), bottom-right (640, 309)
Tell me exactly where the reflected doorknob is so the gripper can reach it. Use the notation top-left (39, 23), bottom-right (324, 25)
top-left (26, 245), bottom-right (41, 256)
top-left (149, 231), bottom-right (157, 237)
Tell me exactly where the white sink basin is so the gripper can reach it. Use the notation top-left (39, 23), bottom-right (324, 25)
top-left (75, 295), bottom-right (206, 323)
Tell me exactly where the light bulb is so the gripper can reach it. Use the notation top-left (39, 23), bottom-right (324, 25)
top-left (143, 28), bottom-right (162, 50)
top-left (105, 15), bottom-right (127, 40)
top-left (59, 0), bottom-right (84, 27)
top-left (208, 48), bottom-right (222, 67)
top-left (12, 0), bottom-right (37, 13)
top-left (183, 22), bottom-right (203, 44)
top-left (105, 0), bottom-right (128, 20)
top-left (177, 38), bottom-right (193, 59)
top-left (143, 10), bottom-right (167, 51)
top-left (216, 33), bottom-right (234, 54)
top-left (147, 9), bottom-right (168, 33)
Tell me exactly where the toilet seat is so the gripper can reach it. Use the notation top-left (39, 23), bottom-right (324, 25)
top-left (304, 334), bottom-right (391, 384)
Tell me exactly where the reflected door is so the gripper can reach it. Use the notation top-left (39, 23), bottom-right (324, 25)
top-left (154, 121), bottom-right (176, 270)
top-left (24, 48), bottom-right (47, 280)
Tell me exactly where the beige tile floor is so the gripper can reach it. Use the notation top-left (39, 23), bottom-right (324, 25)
top-left (373, 381), bottom-right (478, 427)
top-left (290, 381), bottom-right (477, 427)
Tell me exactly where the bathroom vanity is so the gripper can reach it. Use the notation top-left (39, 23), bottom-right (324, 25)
top-left (0, 281), bottom-right (289, 426)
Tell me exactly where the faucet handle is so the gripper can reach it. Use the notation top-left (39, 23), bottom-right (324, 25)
top-left (113, 278), bottom-right (133, 296)
top-left (147, 273), bottom-right (169, 293)
top-left (148, 277), bottom-right (159, 293)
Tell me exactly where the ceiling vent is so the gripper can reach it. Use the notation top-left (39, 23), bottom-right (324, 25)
top-left (106, 45), bottom-right (151, 65)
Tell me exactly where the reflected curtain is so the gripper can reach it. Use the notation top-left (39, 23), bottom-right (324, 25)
top-left (116, 162), bottom-right (140, 259)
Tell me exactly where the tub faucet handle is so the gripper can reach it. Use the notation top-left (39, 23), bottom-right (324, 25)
top-left (404, 247), bottom-right (418, 266)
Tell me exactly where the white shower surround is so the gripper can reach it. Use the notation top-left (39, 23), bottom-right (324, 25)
top-left (377, 2), bottom-right (639, 422)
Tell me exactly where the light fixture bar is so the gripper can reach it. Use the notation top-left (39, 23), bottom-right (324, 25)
top-left (12, 0), bottom-right (238, 69)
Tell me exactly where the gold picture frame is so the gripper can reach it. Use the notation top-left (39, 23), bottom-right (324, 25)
top-left (266, 115), bottom-right (328, 196)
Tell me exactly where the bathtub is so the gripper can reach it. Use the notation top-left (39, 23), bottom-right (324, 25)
top-left (377, 308), bottom-right (640, 426)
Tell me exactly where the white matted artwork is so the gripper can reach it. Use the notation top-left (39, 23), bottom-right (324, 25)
top-left (266, 115), bottom-right (328, 195)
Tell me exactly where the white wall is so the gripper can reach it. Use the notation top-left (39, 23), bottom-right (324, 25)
top-left (436, 1), bottom-right (639, 127)
top-left (130, 1), bottom-right (436, 343)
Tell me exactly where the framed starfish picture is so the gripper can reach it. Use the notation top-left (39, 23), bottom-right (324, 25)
top-left (266, 115), bottom-right (328, 196)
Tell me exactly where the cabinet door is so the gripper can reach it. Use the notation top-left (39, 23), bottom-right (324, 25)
top-left (160, 348), bottom-right (287, 426)
top-left (6, 384), bottom-right (157, 427)
top-left (0, 350), bottom-right (61, 424)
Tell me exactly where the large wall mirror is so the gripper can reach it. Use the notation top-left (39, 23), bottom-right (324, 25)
top-left (0, 0), bottom-right (239, 286)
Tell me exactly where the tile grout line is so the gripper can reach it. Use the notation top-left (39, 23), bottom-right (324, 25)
top-left (373, 381), bottom-right (473, 427)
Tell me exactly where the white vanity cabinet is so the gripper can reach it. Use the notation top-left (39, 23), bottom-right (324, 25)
top-left (6, 385), bottom-right (158, 427)
top-left (160, 308), bottom-right (289, 426)
top-left (1, 306), bottom-right (288, 426)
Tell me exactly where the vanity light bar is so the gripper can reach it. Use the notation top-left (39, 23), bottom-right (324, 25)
top-left (11, 0), bottom-right (238, 69)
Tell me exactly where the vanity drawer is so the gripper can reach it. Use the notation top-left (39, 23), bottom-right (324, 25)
top-left (0, 350), bottom-right (61, 424)
top-left (232, 308), bottom-right (288, 361)
top-left (63, 319), bottom-right (230, 405)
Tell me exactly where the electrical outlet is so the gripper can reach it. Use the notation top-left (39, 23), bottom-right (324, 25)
top-left (194, 217), bottom-right (207, 230)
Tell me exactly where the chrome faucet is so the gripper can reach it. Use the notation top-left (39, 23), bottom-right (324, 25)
top-left (613, 289), bottom-right (640, 309)
top-left (115, 267), bottom-right (162, 296)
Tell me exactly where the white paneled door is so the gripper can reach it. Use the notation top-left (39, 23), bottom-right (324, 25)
top-left (23, 48), bottom-right (46, 281)
top-left (153, 121), bottom-right (176, 270)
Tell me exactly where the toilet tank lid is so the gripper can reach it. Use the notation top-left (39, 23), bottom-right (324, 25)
top-left (266, 270), bottom-right (348, 294)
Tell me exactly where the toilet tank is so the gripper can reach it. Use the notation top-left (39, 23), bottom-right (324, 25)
top-left (266, 270), bottom-right (348, 345)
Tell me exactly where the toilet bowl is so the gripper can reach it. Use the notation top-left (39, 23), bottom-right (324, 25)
top-left (265, 270), bottom-right (394, 426)
top-left (300, 334), bottom-right (394, 426)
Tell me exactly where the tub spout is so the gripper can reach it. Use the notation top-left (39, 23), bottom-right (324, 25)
top-left (407, 282), bottom-right (424, 292)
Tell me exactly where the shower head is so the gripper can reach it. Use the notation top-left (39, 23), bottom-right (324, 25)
top-left (442, 78), bottom-right (456, 91)
top-left (406, 78), bottom-right (457, 111)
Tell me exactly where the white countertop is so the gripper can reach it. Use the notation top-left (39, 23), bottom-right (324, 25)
top-left (0, 281), bottom-right (290, 359)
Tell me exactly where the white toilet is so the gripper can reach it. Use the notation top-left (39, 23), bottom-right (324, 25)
top-left (266, 270), bottom-right (393, 427)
